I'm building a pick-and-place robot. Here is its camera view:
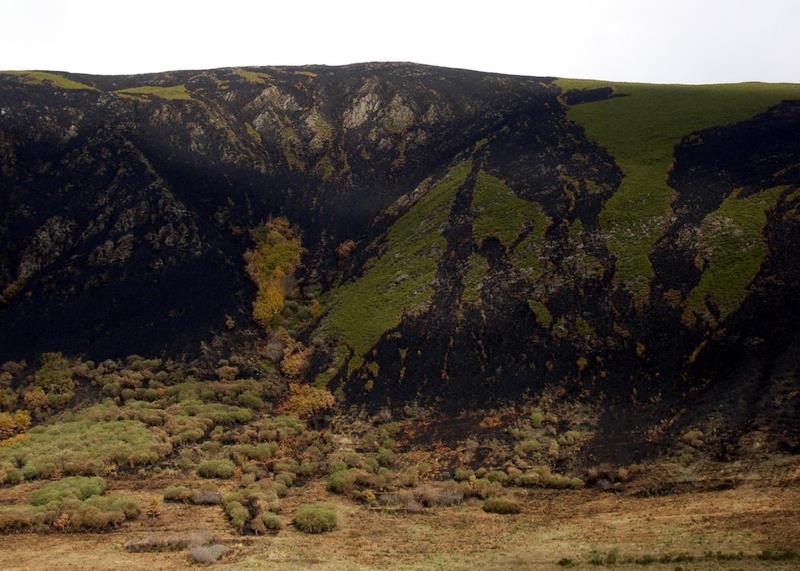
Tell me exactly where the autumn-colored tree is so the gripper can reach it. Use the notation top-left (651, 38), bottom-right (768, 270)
top-left (244, 219), bottom-right (303, 328)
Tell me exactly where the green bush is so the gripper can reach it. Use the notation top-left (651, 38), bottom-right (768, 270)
top-left (163, 485), bottom-right (193, 503)
top-left (483, 497), bottom-right (521, 514)
top-left (294, 504), bottom-right (337, 533)
top-left (31, 476), bottom-right (106, 506)
top-left (224, 500), bottom-right (249, 532)
top-left (251, 512), bottom-right (281, 534)
top-left (197, 459), bottom-right (235, 479)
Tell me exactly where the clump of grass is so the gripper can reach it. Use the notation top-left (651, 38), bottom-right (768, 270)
top-left (557, 78), bottom-right (800, 301)
top-left (293, 504), bottom-right (337, 533)
top-left (197, 459), bottom-right (235, 479)
top-left (483, 497), bottom-right (521, 514)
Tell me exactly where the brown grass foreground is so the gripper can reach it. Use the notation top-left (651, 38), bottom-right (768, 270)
top-left (0, 476), bottom-right (798, 570)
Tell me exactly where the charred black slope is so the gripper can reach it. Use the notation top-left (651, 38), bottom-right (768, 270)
top-left (0, 64), bottom-right (549, 358)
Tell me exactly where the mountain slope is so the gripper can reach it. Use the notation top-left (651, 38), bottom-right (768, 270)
top-left (1, 64), bottom-right (799, 456)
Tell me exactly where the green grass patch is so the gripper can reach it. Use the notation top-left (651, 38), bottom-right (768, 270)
top-left (527, 300), bottom-right (552, 327)
top-left (321, 160), bottom-right (472, 373)
top-left (3, 71), bottom-right (97, 91)
top-left (115, 84), bottom-right (191, 101)
top-left (683, 186), bottom-right (786, 326)
top-left (556, 79), bottom-right (800, 301)
top-left (471, 170), bottom-right (550, 277)
top-left (472, 171), bottom-right (547, 248)
top-left (0, 419), bottom-right (171, 479)
top-left (235, 68), bottom-right (271, 84)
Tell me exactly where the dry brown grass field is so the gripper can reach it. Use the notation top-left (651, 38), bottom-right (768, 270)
top-left (1, 468), bottom-right (799, 570)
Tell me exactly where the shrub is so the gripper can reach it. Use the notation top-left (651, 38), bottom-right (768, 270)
top-left (33, 352), bottom-right (74, 394)
top-left (215, 365), bottom-right (239, 382)
top-left (0, 411), bottom-right (30, 440)
top-left (483, 497), bottom-right (521, 514)
top-left (251, 512), bottom-right (281, 534)
top-left (376, 447), bottom-right (396, 467)
top-left (224, 500), bottom-right (249, 532)
top-left (282, 383), bottom-right (335, 418)
top-left (197, 459), bottom-right (235, 479)
top-left (238, 392), bottom-right (264, 410)
top-left (163, 485), bottom-right (193, 503)
top-left (23, 387), bottom-right (48, 410)
top-left (327, 468), bottom-right (375, 496)
top-left (460, 477), bottom-right (502, 499)
top-left (486, 470), bottom-right (509, 484)
top-left (294, 504), bottom-right (337, 533)
top-left (231, 443), bottom-right (277, 462)
top-left (262, 512), bottom-right (281, 529)
top-left (31, 476), bottom-right (106, 506)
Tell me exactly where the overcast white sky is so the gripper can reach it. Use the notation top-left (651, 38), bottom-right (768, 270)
top-left (1, 0), bottom-right (798, 84)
